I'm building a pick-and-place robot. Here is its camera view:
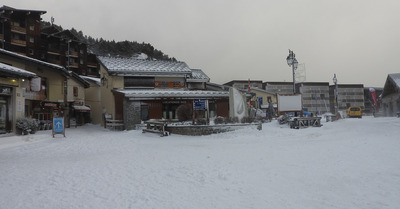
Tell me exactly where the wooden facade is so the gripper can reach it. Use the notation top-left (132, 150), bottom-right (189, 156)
top-left (0, 6), bottom-right (100, 78)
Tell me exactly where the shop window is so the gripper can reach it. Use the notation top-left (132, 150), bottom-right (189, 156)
top-left (209, 101), bottom-right (216, 118)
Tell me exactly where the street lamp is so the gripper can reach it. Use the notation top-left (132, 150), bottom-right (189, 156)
top-left (286, 49), bottom-right (298, 94)
top-left (333, 74), bottom-right (338, 115)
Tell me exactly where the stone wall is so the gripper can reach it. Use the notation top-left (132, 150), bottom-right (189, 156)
top-left (165, 123), bottom-right (262, 136)
top-left (123, 100), bottom-right (141, 130)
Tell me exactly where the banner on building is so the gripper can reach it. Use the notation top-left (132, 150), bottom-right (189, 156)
top-left (30, 77), bottom-right (41, 92)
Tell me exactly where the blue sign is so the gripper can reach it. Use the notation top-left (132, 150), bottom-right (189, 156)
top-left (193, 99), bottom-right (207, 111)
top-left (53, 117), bottom-right (64, 133)
top-left (258, 97), bottom-right (263, 106)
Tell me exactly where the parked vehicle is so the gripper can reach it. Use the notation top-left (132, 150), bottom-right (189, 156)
top-left (347, 106), bottom-right (362, 118)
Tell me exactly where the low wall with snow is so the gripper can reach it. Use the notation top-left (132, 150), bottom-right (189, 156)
top-left (166, 123), bottom-right (262, 136)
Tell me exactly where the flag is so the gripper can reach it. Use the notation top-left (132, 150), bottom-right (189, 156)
top-left (369, 88), bottom-right (377, 106)
top-left (248, 79), bottom-right (251, 107)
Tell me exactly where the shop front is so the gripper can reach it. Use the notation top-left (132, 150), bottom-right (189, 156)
top-left (115, 89), bottom-right (230, 130)
top-left (0, 86), bottom-right (12, 134)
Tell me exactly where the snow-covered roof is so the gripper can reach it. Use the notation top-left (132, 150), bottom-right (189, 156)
top-left (114, 89), bottom-right (229, 100)
top-left (80, 75), bottom-right (101, 85)
top-left (389, 73), bottom-right (400, 88)
top-left (187, 69), bottom-right (210, 82)
top-left (72, 105), bottom-right (91, 112)
top-left (0, 5), bottom-right (46, 14)
top-left (97, 56), bottom-right (192, 77)
top-left (0, 63), bottom-right (36, 78)
top-left (0, 49), bottom-right (69, 75)
top-left (382, 73), bottom-right (400, 97)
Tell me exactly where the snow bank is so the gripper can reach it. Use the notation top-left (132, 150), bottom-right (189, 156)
top-left (0, 117), bottom-right (399, 209)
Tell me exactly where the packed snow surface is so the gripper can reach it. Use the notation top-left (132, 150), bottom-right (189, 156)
top-left (1, 117), bottom-right (399, 209)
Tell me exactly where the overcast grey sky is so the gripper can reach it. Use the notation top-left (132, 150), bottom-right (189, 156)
top-left (5, 0), bottom-right (400, 87)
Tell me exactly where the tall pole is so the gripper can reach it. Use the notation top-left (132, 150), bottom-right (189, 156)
top-left (286, 50), bottom-right (298, 95)
top-left (333, 74), bottom-right (338, 115)
top-left (292, 62), bottom-right (296, 94)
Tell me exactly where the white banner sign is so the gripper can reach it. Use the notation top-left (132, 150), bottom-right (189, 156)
top-left (30, 77), bottom-right (41, 92)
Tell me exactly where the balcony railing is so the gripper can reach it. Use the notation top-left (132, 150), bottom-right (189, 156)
top-left (11, 39), bottom-right (26, 46)
top-left (87, 62), bottom-right (97, 68)
top-left (47, 59), bottom-right (62, 65)
top-left (11, 25), bottom-right (26, 34)
top-left (69, 51), bottom-right (79, 57)
top-left (47, 50), bottom-right (61, 55)
top-left (68, 63), bottom-right (79, 68)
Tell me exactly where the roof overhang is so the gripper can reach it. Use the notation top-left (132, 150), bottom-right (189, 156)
top-left (113, 89), bottom-right (229, 101)
top-left (0, 63), bottom-right (36, 78)
top-left (72, 105), bottom-right (91, 112)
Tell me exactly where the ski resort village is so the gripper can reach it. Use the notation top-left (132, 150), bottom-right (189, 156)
top-left (1, 5), bottom-right (400, 209)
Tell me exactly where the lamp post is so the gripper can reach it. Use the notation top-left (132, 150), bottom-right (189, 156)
top-left (286, 49), bottom-right (298, 94)
top-left (333, 74), bottom-right (338, 115)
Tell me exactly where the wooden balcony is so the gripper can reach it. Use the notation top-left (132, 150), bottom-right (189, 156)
top-left (47, 59), bottom-right (62, 65)
top-left (11, 39), bottom-right (26, 46)
top-left (47, 50), bottom-right (61, 55)
top-left (87, 62), bottom-right (97, 68)
top-left (11, 25), bottom-right (26, 34)
top-left (69, 51), bottom-right (79, 57)
top-left (68, 63), bottom-right (79, 68)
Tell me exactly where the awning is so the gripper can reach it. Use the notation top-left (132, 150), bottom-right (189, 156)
top-left (73, 105), bottom-right (91, 112)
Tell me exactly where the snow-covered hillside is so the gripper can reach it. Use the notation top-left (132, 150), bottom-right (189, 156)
top-left (1, 117), bottom-right (399, 209)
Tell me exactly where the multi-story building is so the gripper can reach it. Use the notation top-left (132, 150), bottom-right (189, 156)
top-left (0, 49), bottom-right (90, 133)
top-left (41, 26), bottom-right (91, 76)
top-left (0, 58), bottom-right (36, 134)
top-left (0, 6), bottom-right (46, 59)
top-left (0, 5), bottom-right (99, 78)
top-left (223, 80), bottom-right (263, 91)
top-left (263, 82), bottom-right (294, 95)
top-left (298, 82), bottom-right (331, 115)
top-left (329, 84), bottom-right (364, 114)
top-left (263, 81), bottom-right (331, 115)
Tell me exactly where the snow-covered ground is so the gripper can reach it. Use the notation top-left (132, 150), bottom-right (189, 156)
top-left (1, 117), bottom-right (399, 209)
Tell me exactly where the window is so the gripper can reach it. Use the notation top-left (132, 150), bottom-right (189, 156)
top-left (11, 21), bottom-right (20, 27)
top-left (29, 25), bottom-right (34, 31)
top-left (29, 49), bottom-right (34, 55)
top-left (29, 37), bottom-right (34, 43)
top-left (124, 77), bottom-right (154, 88)
top-left (73, 87), bottom-right (78, 97)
